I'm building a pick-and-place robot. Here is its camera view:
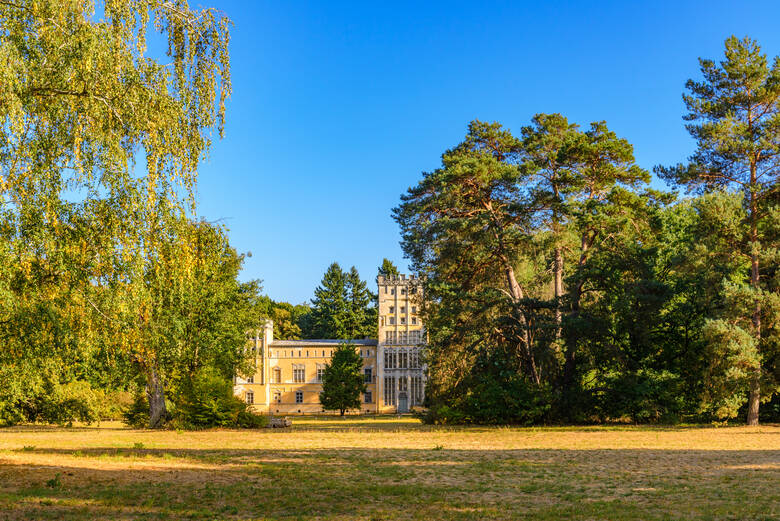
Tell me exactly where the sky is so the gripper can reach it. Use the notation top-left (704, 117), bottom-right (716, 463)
top-left (192, 0), bottom-right (780, 304)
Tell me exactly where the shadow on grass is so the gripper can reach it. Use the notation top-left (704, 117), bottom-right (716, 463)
top-left (1, 445), bottom-right (779, 521)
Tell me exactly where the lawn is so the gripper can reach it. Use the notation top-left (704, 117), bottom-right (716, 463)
top-left (0, 417), bottom-right (778, 520)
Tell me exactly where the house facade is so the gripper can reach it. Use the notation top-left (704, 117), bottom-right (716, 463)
top-left (234, 273), bottom-right (426, 414)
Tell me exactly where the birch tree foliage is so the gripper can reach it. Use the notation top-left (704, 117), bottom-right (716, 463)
top-left (0, 0), bottom-right (233, 427)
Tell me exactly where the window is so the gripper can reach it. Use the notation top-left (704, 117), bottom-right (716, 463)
top-left (273, 391), bottom-right (281, 403)
top-left (364, 391), bottom-right (372, 403)
top-left (401, 288), bottom-right (406, 295)
top-left (293, 365), bottom-right (305, 383)
top-left (411, 376), bottom-right (423, 405)
top-left (391, 288), bottom-right (395, 295)
top-left (389, 306), bottom-right (394, 313)
top-left (384, 285), bottom-right (388, 294)
top-left (246, 375), bottom-right (254, 384)
top-left (412, 317), bottom-right (417, 325)
top-left (400, 306), bottom-right (405, 314)
top-left (411, 306), bottom-right (417, 314)
top-left (245, 391), bottom-right (254, 404)
top-left (298, 350), bottom-right (302, 357)
top-left (306, 350), bottom-right (309, 357)
top-left (272, 367), bottom-right (282, 383)
top-left (322, 350), bottom-right (325, 356)
top-left (295, 391), bottom-right (303, 404)
top-left (316, 364), bottom-right (325, 383)
top-left (364, 367), bottom-right (373, 383)
top-left (389, 317), bottom-right (395, 325)
top-left (400, 317), bottom-right (406, 325)
top-left (269, 350), bottom-right (273, 357)
top-left (384, 376), bottom-right (396, 405)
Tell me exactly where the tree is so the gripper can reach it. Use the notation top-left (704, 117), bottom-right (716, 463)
top-left (345, 266), bottom-right (377, 339)
top-left (309, 263), bottom-right (376, 339)
top-left (310, 263), bottom-right (349, 339)
top-left (395, 117), bottom-right (654, 423)
top-left (378, 258), bottom-right (400, 277)
top-left (319, 343), bottom-right (366, 416)
top-left (0, 0), bottom-right (233, 428)
top-left (657, 36), bottom-right (780, 425)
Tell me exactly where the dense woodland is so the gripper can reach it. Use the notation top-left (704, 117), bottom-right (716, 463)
top-left (0, 1), bottom-right (776, 428)
top-left (396, 37), bottom-right (779, 426)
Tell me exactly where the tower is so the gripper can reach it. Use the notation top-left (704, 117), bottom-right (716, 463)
top-left (376, 273), bottom-right (425, 413)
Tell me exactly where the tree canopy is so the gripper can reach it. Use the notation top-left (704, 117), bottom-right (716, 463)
top-left (319, 343), bottom-right (366, 416)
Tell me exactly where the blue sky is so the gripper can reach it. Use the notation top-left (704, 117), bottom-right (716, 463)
top-left (193, 1), bottom-right (780, 304)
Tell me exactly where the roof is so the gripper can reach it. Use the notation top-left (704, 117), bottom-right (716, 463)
top-left (269, 339), bottom-right (378, 347)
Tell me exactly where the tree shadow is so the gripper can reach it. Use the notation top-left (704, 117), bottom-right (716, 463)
top-left (2, 445), bottom-right (779, 520)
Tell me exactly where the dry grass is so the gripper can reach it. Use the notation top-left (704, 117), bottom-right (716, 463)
top-left (0, 417), bottom-right (778, 520)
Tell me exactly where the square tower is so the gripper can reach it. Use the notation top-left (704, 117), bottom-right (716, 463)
top-left (376, 273), bottom-right (425, 413)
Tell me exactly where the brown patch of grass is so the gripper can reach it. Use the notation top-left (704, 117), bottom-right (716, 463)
top-left (0, 419), bottom-right (778, 520)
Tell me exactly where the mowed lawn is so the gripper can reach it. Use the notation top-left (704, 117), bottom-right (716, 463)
top-left (0, 417), bottom-right (779, 520)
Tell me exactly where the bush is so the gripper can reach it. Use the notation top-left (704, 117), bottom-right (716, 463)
top-left (422, 376), bottom-right (550, 425)
top-left (0, 379), bottom-right (116, 427)
top-left (595, 370), bottom-right (685, 423)
top-left (172, 368), bottom-right (268, 429)
top-left (122, 392), bottom-right (151, 428)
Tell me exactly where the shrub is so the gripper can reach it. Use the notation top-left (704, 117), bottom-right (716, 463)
top-left (422, 376), bottom-right (550, 425)
top-left (122, 392), bottom-right (151, 428)
top-left (595, 369), bottom-right (685, 423)
top-left (173, 368), bottom-right (268, 429)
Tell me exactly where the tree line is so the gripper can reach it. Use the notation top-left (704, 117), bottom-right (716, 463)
top-left (396, 36), bottom-right (778, 425)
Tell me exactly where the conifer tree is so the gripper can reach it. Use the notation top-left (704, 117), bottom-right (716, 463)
top-left (319, 343), bottom-right (366, 416)
top-left (657, 36), bottom-right (780, 425)
top-left (378, 258), bottom-right (400, 277)
top-left (345, 267), bottom-right (377, 339)
top-left (309, 263), bottom-right (376, 339)
top-left (310, 263), bottom-right (349, 339)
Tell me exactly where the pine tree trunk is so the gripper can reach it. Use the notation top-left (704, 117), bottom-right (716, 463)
top-left (746, 170), bottom-right (761, 427)
top-left (146, 366), bottom-right (168, 429)
top-left (746, 238), bottom-right (761, 426)
top-left (553, 246), bottom-right (563, 341)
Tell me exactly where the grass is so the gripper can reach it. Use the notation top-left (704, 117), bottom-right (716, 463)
top-left (0, 417), bottom-right (778, 520)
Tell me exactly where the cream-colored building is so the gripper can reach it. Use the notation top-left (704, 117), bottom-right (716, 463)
top-left (234, 273), bottom-right (425, 414)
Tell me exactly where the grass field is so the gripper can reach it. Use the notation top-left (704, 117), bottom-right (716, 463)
top-left (1, 416), bottom-right (778, 520)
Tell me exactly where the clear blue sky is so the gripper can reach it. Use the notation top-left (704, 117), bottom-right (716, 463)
top-left (194, 1), bottom-right (780, 304)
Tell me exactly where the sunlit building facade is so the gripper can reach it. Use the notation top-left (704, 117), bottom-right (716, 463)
top-left (234, 273), bottom-right (425, 414)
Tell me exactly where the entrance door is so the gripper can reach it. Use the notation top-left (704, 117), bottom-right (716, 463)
top-left (398, 393), bottom-right (409, 413)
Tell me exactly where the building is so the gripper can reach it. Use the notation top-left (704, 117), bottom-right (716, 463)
top-left (234, 273), bottom-right (426, 414)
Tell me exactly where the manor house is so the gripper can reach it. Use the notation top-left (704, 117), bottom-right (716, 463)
top-left (234, 274), bottom-right (426, 414)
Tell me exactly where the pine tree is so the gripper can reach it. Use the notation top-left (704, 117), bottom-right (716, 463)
top-left (319, 343), bottom-right (366, 415)
top-left (657, 36), bottom-right (780, 425)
